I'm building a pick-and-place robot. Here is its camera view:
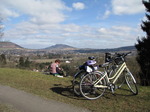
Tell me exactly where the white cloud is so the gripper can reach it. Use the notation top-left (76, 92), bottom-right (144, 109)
top-left (0, 8), bottom-right (19, 18)
top-left (3, 18), bottom-right (141, 49)
top-left (0, 0), bottom-right (70, 24)
top-left (112, 0), bottom-right (145, 15)
top-left (62, 24), bottom-right (81, 32)
top-left (72, 2), bottom-right (85, 10)
top-left (0, 0), bottom-right (143, 49)
top-left (97, 25), bottom-right (139, 46)
top-left (102, 10), bottom-right (111, 19)
top-left (98, 28), bottom-right (107, 34)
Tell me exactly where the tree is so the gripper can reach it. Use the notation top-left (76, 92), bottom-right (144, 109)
top-left (0, 54), bottom-right (7, 65)
top-left (19, 57), bottom-right (24, 67)
top-left (24, 57), bottom-right (30, 67)
top-left (135, 0), bottom-right (150, 86)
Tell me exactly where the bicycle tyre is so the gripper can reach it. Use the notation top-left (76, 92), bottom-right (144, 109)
top-left (125, 70), bottom-right (138, 95)
top-left (73, 70), bottom-right (87, 96)
top-left (80, 72), bottom-right (106, 100)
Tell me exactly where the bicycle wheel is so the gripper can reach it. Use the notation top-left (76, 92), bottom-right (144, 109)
top-left (73, 70), bottom-right (87, 96)
top-left (125, 70), bottom-right (138, 95)
top-left (80, 72), bottom-right (106, 100)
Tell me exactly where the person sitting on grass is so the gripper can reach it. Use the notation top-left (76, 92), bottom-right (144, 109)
top-left (50, 59), bottom-right (66, 77)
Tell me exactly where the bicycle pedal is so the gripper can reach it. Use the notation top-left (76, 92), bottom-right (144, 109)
top-left (111, 88), bottom-right (115, 94)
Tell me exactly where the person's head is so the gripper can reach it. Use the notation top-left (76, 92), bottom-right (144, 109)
top-left (55, 59), bottom-right (61, 64)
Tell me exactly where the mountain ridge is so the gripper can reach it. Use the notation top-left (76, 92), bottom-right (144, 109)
top-left (0, 41), bottom-right (23, 49)
top-left (74, 46), bottom-right (136, 53)
top-left (44, 44), bottom-right (77, 50)
top-left (0, 41), bottom-right (136, 53)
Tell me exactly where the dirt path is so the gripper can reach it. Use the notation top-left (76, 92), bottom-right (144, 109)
top-left (0, 85), bottom-right (91, 112)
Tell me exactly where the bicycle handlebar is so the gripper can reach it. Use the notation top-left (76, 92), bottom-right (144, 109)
top-left (100, 52), bottom-right (132, 67)
top-left (115, 52), bottom-right (131, 58)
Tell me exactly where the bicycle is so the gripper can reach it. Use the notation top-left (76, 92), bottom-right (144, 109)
top-left (79, 52), bottom-right (138, 100)
top-left (74, 53), bottom-right (117, 96)
top-left (72, 56), bottom-right (99, 96)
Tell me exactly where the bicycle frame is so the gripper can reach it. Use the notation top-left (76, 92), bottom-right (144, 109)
top-left (94, 62), bottom-right (129, 88)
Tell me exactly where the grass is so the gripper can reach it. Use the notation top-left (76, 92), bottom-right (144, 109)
top-left (33, 59), bottom-right (55, 63)
top-left (0, 68), bottom-right (150, 112)
top-left (0, 103), bottom-right (20, 112)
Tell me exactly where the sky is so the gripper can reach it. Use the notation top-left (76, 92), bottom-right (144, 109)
top-left (0, 0), bottom-right (146, 49)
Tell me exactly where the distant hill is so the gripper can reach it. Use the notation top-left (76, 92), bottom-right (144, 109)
top-left (74, 46), bottom-right (136, 53)
top-left (43, 44), bottom-right (136, 53)
top-left (44, 44), bottom-right (77, 51)
top-left (0, 41), bottom-right (136, 54)
top-left (0, 41), bottom-right (23, 49)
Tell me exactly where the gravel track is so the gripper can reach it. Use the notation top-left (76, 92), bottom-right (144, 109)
top-left (0, 85), bottom-right (91, 112)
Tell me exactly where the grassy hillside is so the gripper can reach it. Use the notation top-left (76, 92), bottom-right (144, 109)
top-left (0, 68), bottom-right (149, 112)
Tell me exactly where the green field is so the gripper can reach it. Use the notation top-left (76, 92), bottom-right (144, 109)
top-left (33, 59), bottom-right (55, 63)
top-left (0, 68), bottom-right (149, 112)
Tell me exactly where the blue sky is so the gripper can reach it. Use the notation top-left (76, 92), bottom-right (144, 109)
top-left (0, 0), bottom-right (145, 49)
